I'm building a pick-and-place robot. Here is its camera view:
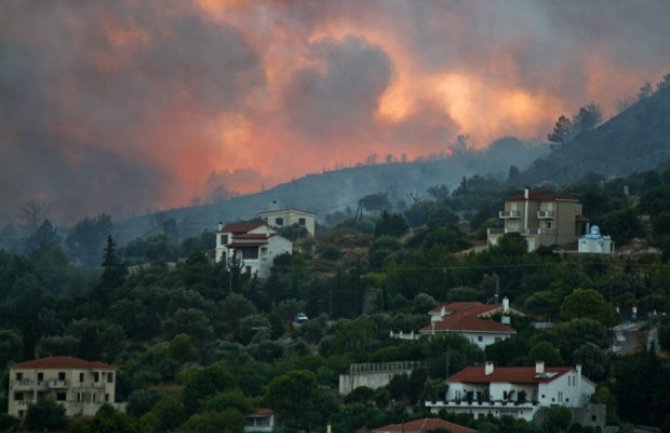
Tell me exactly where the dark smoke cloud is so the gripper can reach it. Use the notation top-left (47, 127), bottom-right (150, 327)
top-left (1, 0), bottom-right (668, 225)
top-left (283, 36), bottom-right (393, 140)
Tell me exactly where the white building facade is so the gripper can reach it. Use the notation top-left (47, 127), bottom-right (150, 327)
top-left (257, 208), bottom-right (316, 237)
top-left (215, 223), bottom-right (293, 279)
top-left (8, 356), bottom-right (119, 418)
top-left (417, 301), bottom-right (517, 349)
top-left (578, 225), bottom-right (614, 254)
top-left (426, 361), bottom-right (595, 422)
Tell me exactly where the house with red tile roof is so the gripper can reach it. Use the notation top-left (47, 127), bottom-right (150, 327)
top-left (426, 361), bottom-right (596, 422)
top-left (398, 300), bottom-right (517, 349)
top-left (258, 208), bottom-right (317, 237)
top-left (487, 188), bottom-right (589, 252)
top-left (372, 417), bottom-right (475, 433)
top-left (215, 222), bottom-right (292, 279)
top-left (8, 356), bottom-right (120, 418)
top-left (245, 408), bottom-right (276, 433)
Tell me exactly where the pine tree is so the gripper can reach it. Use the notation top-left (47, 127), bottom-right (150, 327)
top-left (100, 235), bottom-right (127, 295)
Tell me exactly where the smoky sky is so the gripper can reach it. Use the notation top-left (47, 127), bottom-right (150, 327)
top-left (1, 0), bottom-right (668, 224)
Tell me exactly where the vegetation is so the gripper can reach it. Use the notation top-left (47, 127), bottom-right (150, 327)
top-left (4, 120), bottom-right (670, 430)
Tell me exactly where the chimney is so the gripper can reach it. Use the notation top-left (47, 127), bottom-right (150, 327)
top-left (217, 221), bottom-right (223, 232)
top-left (523, 187), bottom-right (530, 235)
top-left (502, 297), bottom-right (510, 314)
top-left (535, 360), bottom-right (545, 374)
top-left (485, 361), bottom-right (494, 376)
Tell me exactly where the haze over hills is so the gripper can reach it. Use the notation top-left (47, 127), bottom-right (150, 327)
top-left (524, 84), bottom-right (670, 185)
top-left (116, 138), bottom-right (545, 240)
top-left (117, 83), bottom-right (670, 240)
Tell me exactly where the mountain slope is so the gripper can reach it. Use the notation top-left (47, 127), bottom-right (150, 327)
top-left (116, 138), bottom-right (545, 240)
top-left (525, 85), bottom-right (670, 184)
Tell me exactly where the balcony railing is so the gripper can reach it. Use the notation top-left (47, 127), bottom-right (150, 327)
top-left (499, 210), bottom-right (521, 219)
top-left (47, 380), bottom-right (69, 389)
top-left (426, 399), bottom-right (539, 409)
top-left (537, 210), bottom-right (555, 219)
top-left (537, 228), bottom-right (556, 235)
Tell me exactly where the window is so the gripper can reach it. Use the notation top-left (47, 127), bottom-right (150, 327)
top-left (77, 393), bottom-right (81, 402)
top-left (80, 373), bottom-right (85, 383)
top-left (58, 372), bottom-right (66, 381)
top-left (105, 393), bottom-right (110, 402)
top-left (107, 373), bottom-right (114, 383)
top-left (93, 372), bottom-right (99, 383)
top-left (245, 266), bottom-right (252, 274)
top-left (221, 234), bottom-right (228, 245)
top-left (298, 218), bottom-right (306, 226)
top-left (93, 394), bottom-right (96, 402)
top-left (275, 217), bottom-right (284, 226)
top-left (477, 336), bottom-right (483, 342)
top-left (15, 372), bottom-right (23, 381)
top-left (558, 392), bottom-right (563, 402)
top-left (56, 393), bottom-right (66, 402)
top-left (37, 372), bottom-right (43, 382)
top-left (14, 392), bottom-right (22, 401)
top-left (242, 248), bottom-right (258, 259)
top-left (591, 415), bottom-right (597, 422)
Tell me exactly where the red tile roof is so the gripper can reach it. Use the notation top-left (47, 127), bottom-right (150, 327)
top-left (249, 407), bottom-right (274, 416)
top-left (420, 314), bottom-right (515, 334)
top-left (373, 418), bottom-right (475, 433)
top-left (229, 241), bottom-right (268, 248)
top-left (220, 223), bottom-right (264, 233)
top-left (446, 365), bottom-right (571, 384)
top-left (505, 192), bottom-right (578, 202)
top-left (429, 302), bottom-right (502, 317)
top-left (235, 233), bottom-right (274, 240)
top-left (11, 356), bottom-right (115, 370)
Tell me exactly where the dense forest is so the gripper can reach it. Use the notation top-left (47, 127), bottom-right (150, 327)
top-left (2, 162), bottom-right (670, 433)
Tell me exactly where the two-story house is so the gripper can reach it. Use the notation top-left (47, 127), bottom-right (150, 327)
top-left (8, 356), bottom-right (119, 418)
top-left (488, 188), bottom-right (589, 252)
top-left (426, 361), bottom-right (596, 422)
top-left (257, 208), bottom-right (317, 237)
top-left (215, 222), bottom-right (292, 279)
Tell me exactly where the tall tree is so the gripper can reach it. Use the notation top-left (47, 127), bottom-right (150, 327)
top-left (572, 102), bottom-right (603, 134)
top-left (66, 213), bottom-right (113, 267)
top-left (547, 115), bottom-right (574, 145)
top-left (97, 235), bottom-right (127, 304)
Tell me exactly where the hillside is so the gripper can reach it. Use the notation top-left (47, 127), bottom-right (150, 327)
top-left (525, 85), bottom-right (670, 184)
top-left (116, 138), bottom-right (545, 240)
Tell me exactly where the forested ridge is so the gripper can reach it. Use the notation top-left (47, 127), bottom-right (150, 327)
top-left (3, 164), bottom-right (670, 433)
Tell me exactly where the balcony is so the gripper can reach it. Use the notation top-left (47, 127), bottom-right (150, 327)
top-left (47, 380), bottom-right (69, 389)
top-left (537, 228), bottom-right (556, 235)
top-left (499, 210), bottom-right (521, 219)
top-left (537, 210), bottom-right (555, 219)
top-left (12, 380), bottom-right (48, 391)
top-left (426, 399), bottom-right (538, 410)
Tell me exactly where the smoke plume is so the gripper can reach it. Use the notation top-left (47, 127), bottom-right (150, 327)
top-left (1, 0), bottom-right (668, 223)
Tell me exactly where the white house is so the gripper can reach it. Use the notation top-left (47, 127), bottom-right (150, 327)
top-left (8, 356), bottom-right (120, 418)
top-left (245, 408), bottom-right (276, 433)
top-left (215, 222), bottom-right (292, 279)
top-left (417, 301), bottom-right (517, 349)
top-left (578, 225), bottom-right (614, 254)
top-left (426, 361), bottom-right (596, 422)
top-left (257, 208), bottom-right (316, 237)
